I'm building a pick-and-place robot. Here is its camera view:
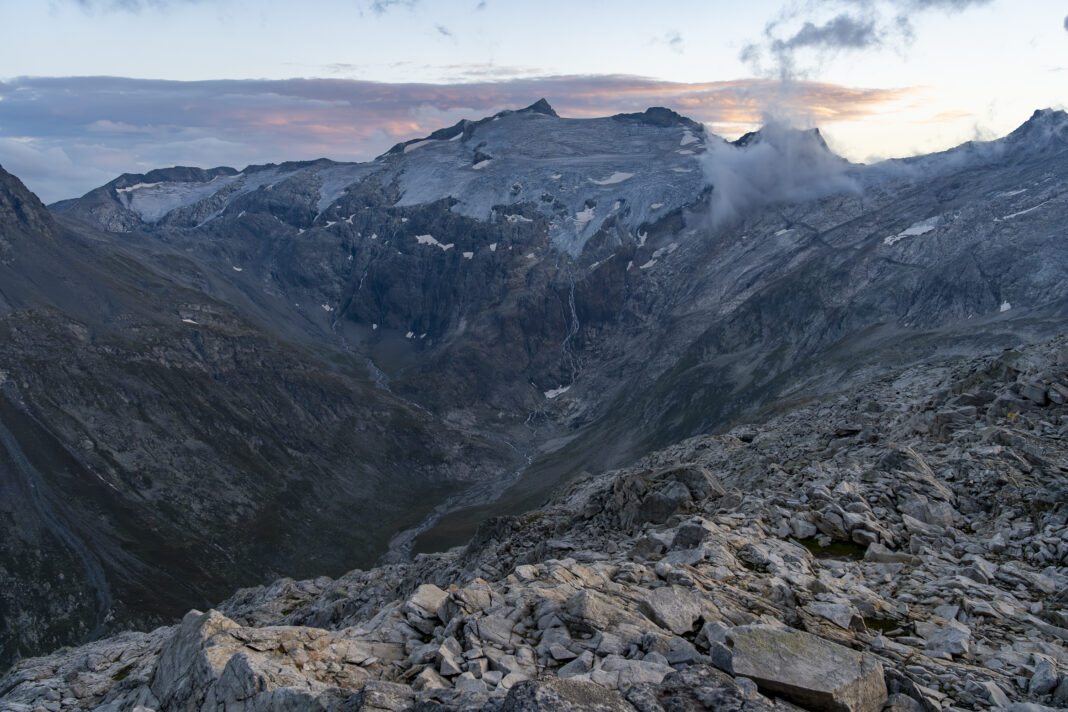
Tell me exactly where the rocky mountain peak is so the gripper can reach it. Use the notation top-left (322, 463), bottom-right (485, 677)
top-left (612, 106), bottom-right (704, 132)
top-left (519, 97), bottom-right (558, 117)
top-left (1004, 107), bottom-right (1068, 149)
top-left (110, 165), bottom-right (240, 191)
top-left (0, 163), bottom-right (55, 237)
top-left (732, 124), bottom-right (837, 159)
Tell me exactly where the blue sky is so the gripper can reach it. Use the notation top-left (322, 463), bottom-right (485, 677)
top-left (1, 0), bottom-right (1065, 201)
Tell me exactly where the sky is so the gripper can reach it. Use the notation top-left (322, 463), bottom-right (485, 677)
top-left (0, 0), bottom-right (1065, 202)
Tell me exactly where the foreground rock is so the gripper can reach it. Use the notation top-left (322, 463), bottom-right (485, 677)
top-left (716, 625), bottom-right (886, 712)
top-left (3, 336), bottom-right (1068, 710)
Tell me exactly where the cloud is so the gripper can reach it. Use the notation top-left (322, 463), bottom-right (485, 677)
top-left (919, 110), bottom-right (974, 123)
top-left (902, 0), bottom-right (990, 8)
top-left (436, 24), bottom-right (453, 37)
top-left (701, 123), bottom-right (858, 227)
top-left (1064, 14), bottom-right (1067, 33)
top-left (67, 0), bottom-right (206, 11)
top-left (368, 0), bottom-right (418, 14)
top-left (744, 0), bottom-right (993, 79)
top-left (654, 31), bottom-right (685, 54)
top-left (776, 15), bottom-right (881, 52)
top-left (0, 75), bottom-right (913, 202)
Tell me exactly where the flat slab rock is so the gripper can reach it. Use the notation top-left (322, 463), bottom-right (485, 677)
top-left (501, 678), bottom-right (635, 711)
top-left (715, 624), bottom-right (887, 712)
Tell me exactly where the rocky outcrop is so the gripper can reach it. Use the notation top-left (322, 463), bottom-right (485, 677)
top-left (4, 335), bottom-right (1067, 711)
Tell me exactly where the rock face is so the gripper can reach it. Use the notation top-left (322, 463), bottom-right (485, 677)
top-left (3, 335), bottom-right (1067, 710)
top-left (2, 104), bottom-right (1068, 670)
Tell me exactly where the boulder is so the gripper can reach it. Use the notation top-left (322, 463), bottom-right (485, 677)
top-left (864, 543), bottom-right (920, 566)
top-left (638, 586), bottom-right (704, 635)
top-left (500, 678), bottom-right (636, 711)
top-left (1029, 658), bottom-right (1060, 696)
top-left (563, 589), bottom-right (649, 635)
top-left (713, 624), bottom-right (887, 712)
top-left (917, 619), bottom-right (971, 657)
top-left (637, 481), bottom-right (691, 525)
top-left (346, 680), bottom-right (415, 712)
top-left (408, 584), bottom-right (449, 618)
top-left (631, 665), bottom-right (795, 712)
top-left (658, 465), bottom-right (727, 500)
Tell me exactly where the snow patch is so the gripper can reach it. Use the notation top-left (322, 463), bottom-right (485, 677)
top-left (544, 384), bottom-right (571, 399)
top-left (489, 243), bottom-right (498, 252)
top-left (774, 228), bottom-right (793, 237)
top-left (372, 323), bottom-right (378, 330)
top-left (636, 230), bottom-right (648, 247)
top-left (680, 130), bottom-right (699, 146)
top-left (462, 251), bottom-right (474, 259)
top-left (885, 216), bottom-right (941, 246)
top-left (639, 259), bottom-right (657, 269)
top-left (650, 203), bottom-right (663, 210)
top-left (550, 173), bottom-right (562, 180)
top-left (505, 214), bottom-right (533, 223)
top-left (998, 188), bottom-right (1027, 197)
top-left (651, 243), bottom-right (678, 260)
top-left (321, 304), bottom-right (334, 312)
top-left (677, 149), bottom-right (694, 155)
top-left (1000, 301), bottom-right (1012, 312)
top-left (181, 318), bottom-right (198, 325)
top-left (574, 206), bottom-right (595, 226)
top-left (115, 182), bottom-right (162, 194)
top-left (472, 159), bottom-right (493, 170)
top-left (415, 234), bottom-right (454, 251)
top-left (232, 266), bottom-right (243, 272)
top-left (590, 171), bottom-right (634, 186)
top-left (670, 167), bottom-right (693, 173)
top-left (996, 200), bottom-right (1052, 222)
top-left (403, 139), bottom-right (434, 154)
top-left (406, 331), bottom-right (414, 339)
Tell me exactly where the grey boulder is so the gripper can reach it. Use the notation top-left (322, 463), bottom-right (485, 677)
top-left (713, 624), bottom-right (887, 712)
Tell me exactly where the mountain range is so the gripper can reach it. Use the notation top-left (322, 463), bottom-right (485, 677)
top-left (0, 100), bottom-right (1065, 670)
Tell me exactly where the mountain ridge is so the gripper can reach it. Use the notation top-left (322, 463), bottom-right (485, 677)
top-left (1, 102), bottom-right (1066, 673)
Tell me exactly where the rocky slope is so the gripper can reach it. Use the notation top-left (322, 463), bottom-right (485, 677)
top-left (2, 102), bottom-right (1066, 669)
top-left (0, 165), bottom-right (515, 667)
top-left (3, 333), bottom-right (1066, 711)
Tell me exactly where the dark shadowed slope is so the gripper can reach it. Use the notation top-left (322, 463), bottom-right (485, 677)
top-left (0, 164), bottom-right (515, 668)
